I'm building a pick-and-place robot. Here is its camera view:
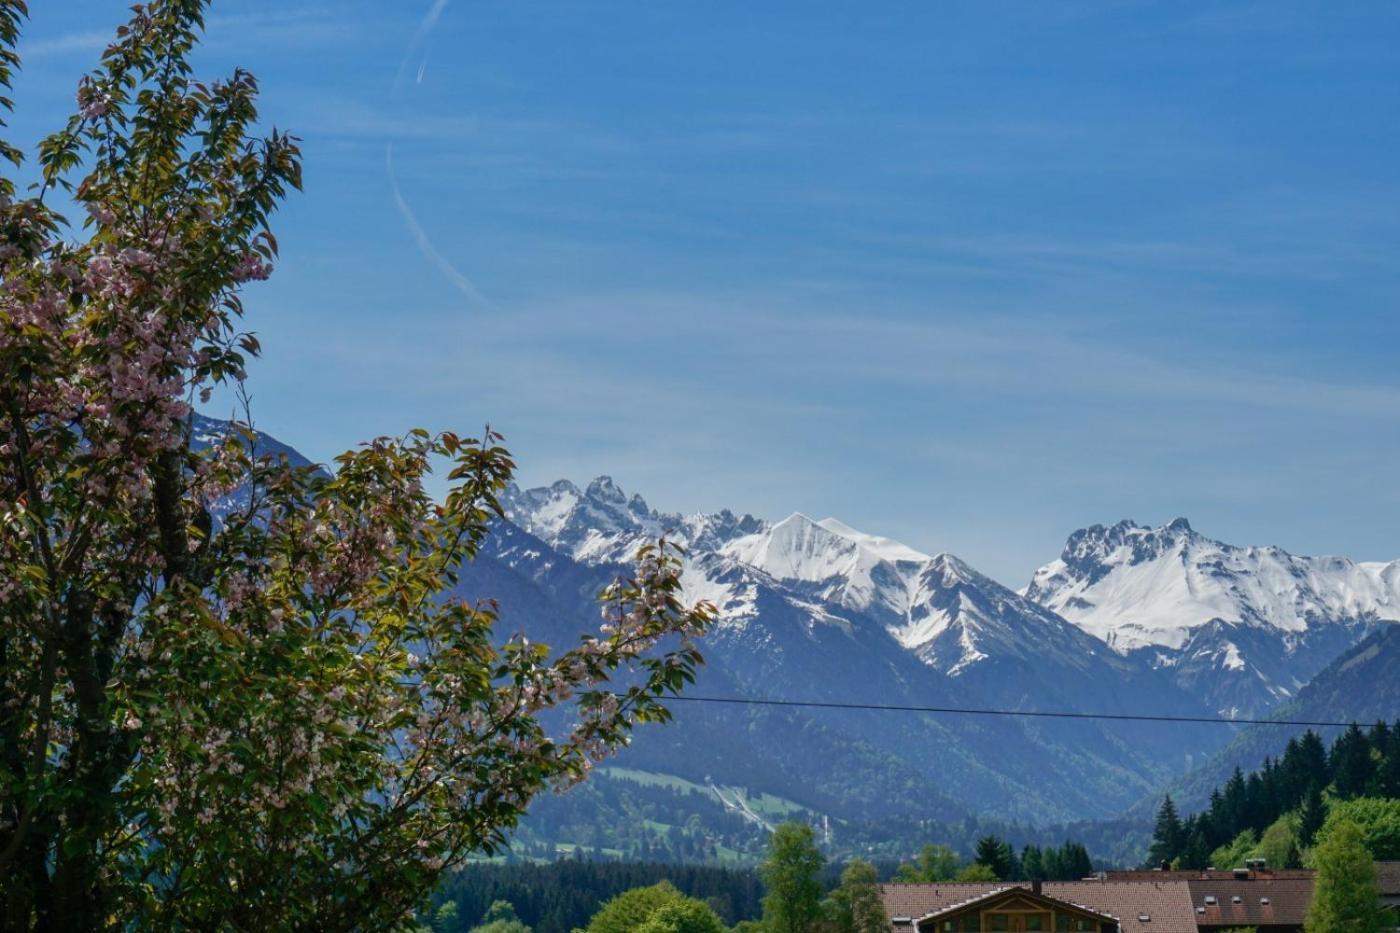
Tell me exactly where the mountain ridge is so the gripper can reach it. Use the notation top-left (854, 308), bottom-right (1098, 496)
top-left (1024, 515), bottom-right (1399, 717)
top-left (1131, 623), bottom-right (1400, 819)
top-left (193, 416), bottom-right (1395, 832)
top-left (499, 474), bottom-right (1234, 822)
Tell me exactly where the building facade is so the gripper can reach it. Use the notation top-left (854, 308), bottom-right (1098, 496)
top-left (881, 862), bottom-right (1400, 933)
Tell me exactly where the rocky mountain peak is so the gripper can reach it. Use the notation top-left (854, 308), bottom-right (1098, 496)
top-left (584, 475), bottom-right (629, 505)
top-left (1027, 517), bottom-right (1400, 659)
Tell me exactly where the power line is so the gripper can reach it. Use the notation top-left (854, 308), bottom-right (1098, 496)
top-left (665, 695), bottom-right (1376, 729)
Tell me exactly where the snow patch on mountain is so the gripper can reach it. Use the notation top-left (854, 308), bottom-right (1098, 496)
top-left (719, 512), bottom-right (932, 620)
top-left (503, 477), bottom-right (767, 565)
top-left (504, 477), bottom-right (1396, 721)
top-left (1024, 518), bottom-right (1400, 652)
top-left (814, 517), bottom-right (931, 563)
top-left (507, 478), bottom-right (1129, 679)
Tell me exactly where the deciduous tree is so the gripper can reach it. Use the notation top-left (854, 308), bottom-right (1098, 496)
top-left (1305, 819), bottom-right (1383, 933)
top-left (892, 844), bottom-right (959, 883)
top-left (469, 901), bottom-right (530, 933)
top-left (828, 859), bottom-right (888, 933)
top-left (0, 2), bottom-right (713, 928)
top-left (634, 899), bottom-right (727, 933)
top-left (759, 823), bottom-right (825, 933)
top-left (587, 882), bottom-right (689, 933)
top-left (1311, 798), bottom-right (1400, 862)
top-left (954, 864), bottom-right (998, 882)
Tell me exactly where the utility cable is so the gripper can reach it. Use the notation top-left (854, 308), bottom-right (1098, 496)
top-left (665, 695), bottom-right (1376, 729)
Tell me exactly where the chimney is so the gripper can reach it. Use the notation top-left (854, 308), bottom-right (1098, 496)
top-left (1032, 880), bottom-right (1042, 896)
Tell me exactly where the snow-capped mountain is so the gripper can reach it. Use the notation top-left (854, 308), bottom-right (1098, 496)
top-left (503, 476), bottom-right (766, 564)
top-left (1024, 518), bottom-right (1400, 716)
top-left (713, 512), bottom-right (1122, 680)
top-left (193, 411), bottom-right (1388, 824)
top-left (505, 485), bottom-right (1125, 682)
top-left (498, 477), bottom-right (1234, 822)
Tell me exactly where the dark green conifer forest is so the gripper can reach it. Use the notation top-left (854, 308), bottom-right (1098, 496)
top-left (1148, 721), bottom-right (1400, 869)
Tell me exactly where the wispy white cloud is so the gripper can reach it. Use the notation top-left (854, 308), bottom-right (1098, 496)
top-left (239, 278), bottom-right (1400, 583)
top-left (20, 30), bottom-right (108, 59)
top-left (21, 7), bottom-right (361, 63)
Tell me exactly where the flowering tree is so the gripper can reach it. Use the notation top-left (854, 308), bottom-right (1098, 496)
top-left (0, 2), bottom-right (713, 929)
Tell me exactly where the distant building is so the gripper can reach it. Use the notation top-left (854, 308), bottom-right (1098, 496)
top-left (883, 880), bottom-right (1197, 933)
top-left (880, 861), bottom-right (1400, 933)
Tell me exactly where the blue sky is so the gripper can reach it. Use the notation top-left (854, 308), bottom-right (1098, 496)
top-left (12, 1), bottom-right (1400, 585)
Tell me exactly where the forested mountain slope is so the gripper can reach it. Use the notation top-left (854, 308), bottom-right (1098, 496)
top-left (1137, 624), bottom-right (1400, 818)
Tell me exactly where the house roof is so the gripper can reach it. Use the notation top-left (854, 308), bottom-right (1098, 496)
top-left (1377, 861), bottom-right (1400, 897)
top-left (1377, 861), bottom-right (1400, 910)
top-left (1184, 876), bottom-right (1315, 928)
top-left (882, 881), bottom-right (1003, 921)
top-left (913, 887), bottom-right (1120, 926)
top-left (1106, 868), bottom-right (1317, 881)
top-left (881, 881), bottom-right (1197, 933)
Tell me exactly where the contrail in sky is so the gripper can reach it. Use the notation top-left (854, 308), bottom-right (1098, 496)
top-left (387, 0), bottom-right (494, 310)
top-left (395, 0), bottom-right (450, 92)
top-left (386, 143), bottom-right (495, 311)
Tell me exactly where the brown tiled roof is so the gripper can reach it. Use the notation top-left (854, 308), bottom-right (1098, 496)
top-left (1377, 861), bottom-right (1400, 897)
top-left (881, 882), bottom-right (1003, 921)
top-left (1107, 868), bottom-right (1316, 882)
top-left (880, 881), bottom-right (1197, 933)
top-left (1043, 882), bottom-right (1198, 933)
top-left (917, 887), bottom-right (1120, 926)
top-left (1185, 876), bottom-right (1315, 928)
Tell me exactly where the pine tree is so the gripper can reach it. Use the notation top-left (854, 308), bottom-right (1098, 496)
top-left (1244, 772), bottom-right (1269, 832)
top-left (1021, 846), bottom-right (1045, 882)
top-left (1222, 768), bottom-right (1249, 836)
top-left (1331, 723), bottom-right (1377, 799)
top-left (1298, 784), bottom-right (1326, 848)
top-left (1057, 842), bottom-right (1093, 880)
top-left (1279, 737), bottom-right (1307, 807)
top-left (1208, 789), bottom-right (1228, 847)
top-left (974, 836), bottom-right (1014, 880)
top-left (1376, 726), bottom-right (1400, 798)
top-left (1297, 731), bottom-right (1330, 792)
top-left (1149, 796), bottom-right (1185, 867)
top-left (1180, 825), bottom-right (1212, 871)
top-left (1041, 846), bottom-right (1063, 881)
top-left (1305, 819), bottom-right (1383, 933)
top-left (1259, 757), bottom-right (1283, 821)
top-left (1367, 721), bottom-right (1391, 756)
